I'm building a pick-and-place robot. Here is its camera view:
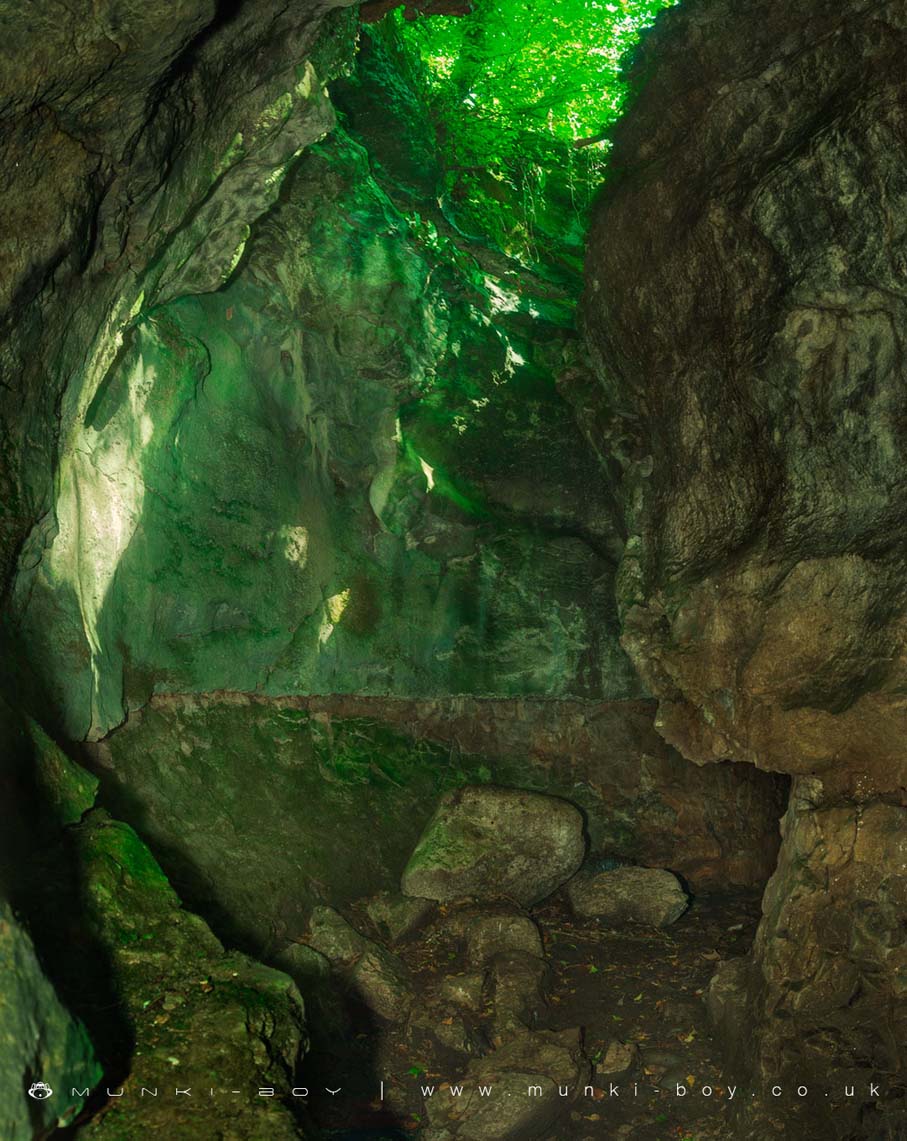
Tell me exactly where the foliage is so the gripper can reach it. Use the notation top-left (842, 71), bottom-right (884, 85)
top-left (391, 0), bottom-right (678, 270)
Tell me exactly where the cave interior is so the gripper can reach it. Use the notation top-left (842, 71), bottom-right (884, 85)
top-left (1, 1), bottom-right (906, 1139)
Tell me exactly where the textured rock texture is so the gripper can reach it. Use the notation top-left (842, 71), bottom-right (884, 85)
top-left (71, 812), bottom-right (308, 1141)
top-left (402, 785), bottom-right (586, 906)
top-left (582, 0), bottom-right (907, 1132)
top-left (422, 1027), bottom-right (588, 1141)
top-left (8, 117), bottom-right (636, 742)
top-left (87, 692), bottom-right (786, 959)
top-left (0, 0), bottom-right (354, 603)
top-left (566, 866), bottom-right (688, 927)
top-left (0, 901), bottom-right (100, 1139)
top-left (305, 905), bottom-right (413, 1021)
top-left (1, 694), bottom-right (308, 1139)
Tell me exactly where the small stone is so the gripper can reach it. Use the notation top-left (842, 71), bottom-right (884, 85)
top-left (705, 956), bottom-right (751, 1042)
top-left (365, 891), bottom-right (435, 943)
top-left (270, 941), bottom-right (332, 984)
top-left (306, 906), bottom-right (412, 1021)
top-left (422, 1028), bottom-right (587, 1140)
top-left (658, 1067), bottom-right (691, 1091)
top-left (596, 1039), bottom-right (638, 1075)
top-left (660, 996), bottom-right (705, 1028)
top-left (408, 1008), bottom-right (479, 1056)
top-left (438, 972), bottom-right (485, 1011)
top-left (639, 1048), bottom-right (683, 1069)
top-left (348, 948), bottom-right (412, 1022)
top-left (306, 906), bottom-right (369, 964)
top-left (464, 912), bottom-right (544, 965)
top-left (491, 951), bottom-right (549, 1036)
top-left (402, 785), bottom-right (586, 907)
top-left (566, 866), bottom-right (688, 927)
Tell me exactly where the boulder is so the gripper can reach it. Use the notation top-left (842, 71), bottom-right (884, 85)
top-left (596, 1040), bottom-right (638, 1076)
top-left (463, 912), bottom-right (544, 966)
top-left (348, 948), bottom-right (412, 1022)
top-left (271, 941), bottom-right (332, 985)
top-left (365, 890), bottom-right (435, 943)
top-left (407, 1007), bottom-right (483, 1058)
top-left (402, 785), bottom-right (586, 906)
top-left (422, 1028), bottom-right (588, 1141)
top-left (438, 972), bottom-right (486, 1012)
top-left (566, 866), bottom-right (687, 927)
top-left (306, 906), bottom-right (369, 963)
top-left (306, 906), bottom-right (412, 1022)
top-left (491, 952), bottom-right (550, 1039)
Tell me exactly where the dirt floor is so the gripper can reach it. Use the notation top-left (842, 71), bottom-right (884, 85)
top-left (309, 890), bottom-right (764, 1140)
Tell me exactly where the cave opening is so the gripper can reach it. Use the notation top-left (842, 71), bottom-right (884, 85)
top-left (5, 0), bottom-right (900, 1139)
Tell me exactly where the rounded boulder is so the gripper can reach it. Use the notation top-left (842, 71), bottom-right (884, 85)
top-left (401, 785), bottom-right (586, 907)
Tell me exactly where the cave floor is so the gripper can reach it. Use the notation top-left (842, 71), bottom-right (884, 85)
top-left (311, 890), bottom-right (763, 1140)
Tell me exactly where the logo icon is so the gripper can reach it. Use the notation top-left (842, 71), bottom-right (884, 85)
top-left (28, 1081), bottom-right (53, 1100)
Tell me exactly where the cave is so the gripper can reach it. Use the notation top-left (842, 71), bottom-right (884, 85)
top-left (1, 1), bottom-right (904, 1139)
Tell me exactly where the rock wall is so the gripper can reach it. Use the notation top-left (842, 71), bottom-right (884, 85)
top-left (0, 901), bottom-right (100, 1139)
top-left (0, 2), bottom-right (802, 1132)
top-left (0, 698), bottom-right (308, 1140)
top-left (581, 0), bottom-right (907, 1133)
top-left (8, 123), bottom-right (638, 741)
top-left (86, 692), bottom-right (785, 955)
top-left (0, 0), bottom-right (357, 713)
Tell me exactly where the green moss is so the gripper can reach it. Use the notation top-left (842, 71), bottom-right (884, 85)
top-left (27, 719), bottom-right (98, 825)
top-left (381, 0), bottom-right (678, 269)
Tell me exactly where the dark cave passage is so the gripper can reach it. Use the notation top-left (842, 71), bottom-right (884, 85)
top-left (2, 1), bottom-right (907, 1141)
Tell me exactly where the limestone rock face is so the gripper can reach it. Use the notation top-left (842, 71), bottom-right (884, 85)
top-left (582, 0), bottom-right (907, 790)
top-left (566, 866), bottom-right (688, 927)
top-left (581, 0), bottom-right (907, 1130)
top-left (402, 785), bottom-right (586, 906)
top-left (0, 0), bottom-right (350, 605)
top-left (0, 901), bottom-right (101, 1139)
top-left (8, 115), bottom-right (636, 742)
top-left (753, 789), bottom-right (907, 1096)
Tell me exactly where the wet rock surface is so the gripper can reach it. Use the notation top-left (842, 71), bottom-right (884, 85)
top-left (582, 0), bottom-right (907, 1131)
top-left (567, 866), bottom-right (689, 928)
top-left (402, 785), bottom-right (586, 906)
top-left (0, 901), bottom-right (100, 1139)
